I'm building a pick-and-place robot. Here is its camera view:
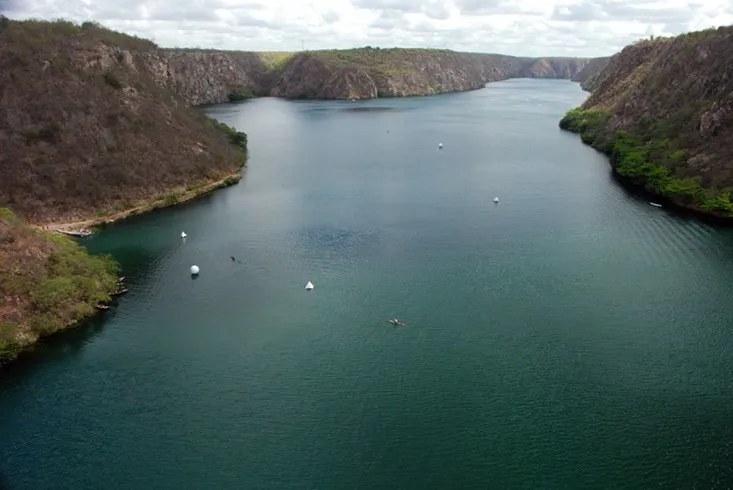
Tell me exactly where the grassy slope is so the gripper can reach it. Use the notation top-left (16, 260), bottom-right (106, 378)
top-left (0, 19), bottom-right (248, 224)
top-left (559, 27), bottom-right (733, 217)
top-left (0, 209), bottom-right (119, 364)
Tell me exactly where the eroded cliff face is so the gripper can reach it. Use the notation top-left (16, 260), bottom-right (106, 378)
top-left (158, 48), bottom-right (603, 104)
top-left (569, 57), bottom-right (610, 90)
top-left (560, 26), bottom-right (733, 217)
top-left (265, 50), bottom-right (598, 101)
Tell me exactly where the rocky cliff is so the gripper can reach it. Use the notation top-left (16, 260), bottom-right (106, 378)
top-left (0, 18), bottom-right (248, 224)
top-left (137, 47), bottom-right (602, 105)
top-left (173, 48), bottom-right (601, 104)
top-left (570, 57), bottom-right (611, 91)
top-left (559, 27), bottom-right (733, 218)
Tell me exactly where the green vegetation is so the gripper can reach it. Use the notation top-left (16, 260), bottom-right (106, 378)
top-left (103, 70), bottom-right (122, 89)
top-left (2, 18), bottom-right (157, 52)
top-left (211, 119), bottom-right (248, 151)
top-left (559, 108), bottom-right (733, 215)
top-left (228, 91), bottom-right (250, 102)
top-left (257, 51), bottom-right (296, 73)
top-left (228, 89), bottom-right (268, 102)
top-left (163, 193), bottom-right (181, 205)
top-left (310, 47), bottom-right (455, 77)
top-left (0, 209), bottom-right (119, 364)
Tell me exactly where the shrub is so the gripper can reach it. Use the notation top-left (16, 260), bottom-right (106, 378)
top-left (103, 70), bottom-right (122, 89)
top-left (560, 108), bottom-right (733, 216)
top-left (209, 118), bottom-right (248, 151)
top-left (228, 91), bottom-right (251, 102)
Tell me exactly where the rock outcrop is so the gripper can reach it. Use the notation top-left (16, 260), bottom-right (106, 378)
top-left (146, 48), bottom-right (603, 105)
top-left (162, 49), bottom-right (273, 105)
top-left (559, 27), bottom-right (733, 218)
top-left (245, 49), bottom-right (600, 103)
top-left (570, 57), bottom-right (611, 91)
top-left (270, 54), bottom-right (336, 99)
top-left (319, 67), bottom-right (378, 100)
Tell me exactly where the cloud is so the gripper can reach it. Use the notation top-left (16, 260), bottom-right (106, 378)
top-left (551, 0), bottom-right (693, 25)
top-left (322, 10), bottom-right (340, 23)
top-left (3, 0), bottom-right (733, 57)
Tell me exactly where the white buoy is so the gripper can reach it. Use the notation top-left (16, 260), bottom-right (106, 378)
top-left (305, 281), bottom-right (314, 291)
top-left (181, 231), bottom-right (187, 238)
top-left (438, 143), bottom-right (443, 149)
top-left (190, 265), bottom-right (199, 275)
top-left (493, 197), bottom-right (499, 203)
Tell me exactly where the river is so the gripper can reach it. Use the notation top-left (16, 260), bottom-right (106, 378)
top-left (1, 79), bottom-right (732, 489)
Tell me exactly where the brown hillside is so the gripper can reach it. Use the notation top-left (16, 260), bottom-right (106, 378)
top-left (0, 19), bottom-right (247, 224)
top-left (560, 26), bottom-right (733, 217)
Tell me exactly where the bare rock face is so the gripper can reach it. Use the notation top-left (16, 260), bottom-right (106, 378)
top-left (114, 45), bottom-right (606, 105)
top-left (318, 67), bottom-right (377, 100)
top-left (263, 50), bottom-right (598, 101)
top-left (163, 50), bottom-right (271, 105)
top-left (700, 93), bottom-right (733, 138)
top-left (269, 54), bottom-right (335, 99)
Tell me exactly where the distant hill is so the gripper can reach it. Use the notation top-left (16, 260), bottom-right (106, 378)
top-left (266, 49), bottom-right (601, 100)
top-left (559, 27), bottom-right (733, 218)
top-left (154, 47), bottom-right (607, 105)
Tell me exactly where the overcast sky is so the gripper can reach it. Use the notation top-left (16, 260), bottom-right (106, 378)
top-left (4, 0), bottom-right (733, 57)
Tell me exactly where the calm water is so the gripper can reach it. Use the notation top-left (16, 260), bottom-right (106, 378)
top-left (2, 79), bottom-right (733, 489)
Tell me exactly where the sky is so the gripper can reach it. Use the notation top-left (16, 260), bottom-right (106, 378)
top-left (3, 0), bottom-right (733, 57)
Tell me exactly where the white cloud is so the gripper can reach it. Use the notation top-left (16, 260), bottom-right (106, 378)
top-left (3, 0), bottom-right (733, 56)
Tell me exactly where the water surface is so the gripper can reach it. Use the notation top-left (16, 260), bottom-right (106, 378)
top-left (1, 79), bottom-right (732, 489)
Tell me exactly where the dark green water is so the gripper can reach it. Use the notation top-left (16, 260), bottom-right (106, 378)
top-left (2, 79), bottom-right (733, 489)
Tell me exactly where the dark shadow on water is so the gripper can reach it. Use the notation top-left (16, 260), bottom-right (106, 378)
top-left (607, 169), bottom-right (733, 228)
top-left (341, 106), bottom-right (407, 113)
top-left (0, 313), bottom-right (113, 389)
top-left (0, 472), bottom-right (12, 490)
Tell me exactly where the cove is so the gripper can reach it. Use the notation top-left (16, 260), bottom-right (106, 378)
top-left (1, 79), bottom-right (732, 489)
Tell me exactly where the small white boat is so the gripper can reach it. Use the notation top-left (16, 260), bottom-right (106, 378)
top-left (57, 228), bottom-right (92, 237)
top-left (649, 202), bottom-right (662, 208)
top-left (305, 281), bottom-right (314, 291)
top-left (190, 265), bottom-right (199, 275)
top-left (181, 231), bottom-right (187, 238)
top-left (493, 197), bottom-right (499, 203)
top-left (438, 143), bottom-right (443, 149)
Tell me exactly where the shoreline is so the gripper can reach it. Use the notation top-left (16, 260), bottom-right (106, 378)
top-left (36, 172), bottom-right (243, 232)
top-left (2, 171), bottom-right (242, 368)
top-left (560, 129), bottom-right (733, 226)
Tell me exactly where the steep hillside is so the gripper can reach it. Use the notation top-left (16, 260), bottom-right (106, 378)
top-left (154, 47), bottom-right (601, 105)
top-left (0, 209), bottom-right (119, 364)
top-left (560, 27), bottom-right (733, 218)
top-left (268, 49), bottom-right (596, 100)
top-left (0, 19), bottom-right (248, 224)
top-left (160, 49), bottom-right (291, 105)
